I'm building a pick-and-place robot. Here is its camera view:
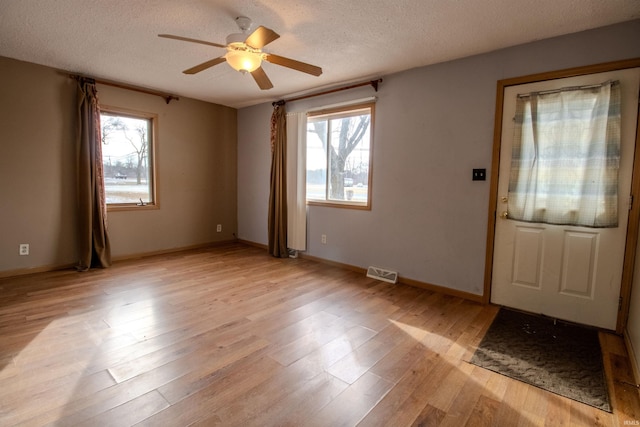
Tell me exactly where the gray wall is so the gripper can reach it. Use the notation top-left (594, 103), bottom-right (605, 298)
top-left (0, 56), bottom-right (237, 275)
top-left (237, 20), bottom-right (640, 297)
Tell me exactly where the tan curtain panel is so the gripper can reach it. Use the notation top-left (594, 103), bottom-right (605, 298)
top-left (268, 103), bottom-right (288, 257)
top-left (76, 78), bottom-right (111, 270)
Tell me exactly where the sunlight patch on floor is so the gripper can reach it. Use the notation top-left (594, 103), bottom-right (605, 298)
top-left (389, 319), bottom-right (431, 342)
top-left (0, 298), bottom-right (159, 425)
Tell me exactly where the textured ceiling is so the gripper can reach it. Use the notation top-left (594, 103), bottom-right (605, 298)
top-left (1, 0), bottom-right (639, 108)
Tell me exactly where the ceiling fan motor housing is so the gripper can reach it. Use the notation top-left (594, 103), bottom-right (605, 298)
top-left (235, 16), bottom-right (253, 32)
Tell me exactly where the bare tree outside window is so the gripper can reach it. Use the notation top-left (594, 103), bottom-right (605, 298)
top-left (100, 109), bottom-right (157, 207)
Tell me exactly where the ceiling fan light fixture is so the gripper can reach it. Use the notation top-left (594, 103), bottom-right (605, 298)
top-left (160, 16), bottom-right (322, 88)
top-left (225, 48), bottom-right (262, 73)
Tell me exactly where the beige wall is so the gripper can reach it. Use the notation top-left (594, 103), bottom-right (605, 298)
top-left (0, 56), bottom-right (237, 275)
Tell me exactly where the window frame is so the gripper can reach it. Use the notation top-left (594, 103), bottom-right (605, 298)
top-left (99, 105), bottom-right (159, 211)
top-left (306, 102), bottom-right (375, 210)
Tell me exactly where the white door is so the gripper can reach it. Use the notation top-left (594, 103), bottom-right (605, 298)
top-left (491, 68), bottom-right (640, 330)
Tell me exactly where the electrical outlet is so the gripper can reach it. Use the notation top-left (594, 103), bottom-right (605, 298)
top-left (19, 244), bottom-right (29, 256)
top-left (321, 234), bottom-right (327, 244)
top-left (217, 224), bottom-right (222, 232)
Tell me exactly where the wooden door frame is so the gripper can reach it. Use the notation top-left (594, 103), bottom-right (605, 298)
top-left (483, 58), bottom-right (640, 334)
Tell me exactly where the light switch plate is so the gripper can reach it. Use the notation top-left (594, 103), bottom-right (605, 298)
top-left (473, 168), bottom-right (486, 181)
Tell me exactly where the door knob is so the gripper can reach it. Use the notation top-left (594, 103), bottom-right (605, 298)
top-left (500, 211), bottom-right (508, 219)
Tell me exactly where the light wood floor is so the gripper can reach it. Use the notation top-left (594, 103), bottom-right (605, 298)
top-left (0, 243), bottom-right (638, 426)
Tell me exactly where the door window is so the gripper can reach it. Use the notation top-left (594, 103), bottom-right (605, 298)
top-left (507, 81), bottom-right (620, 228)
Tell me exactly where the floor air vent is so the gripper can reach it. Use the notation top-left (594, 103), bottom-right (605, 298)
top-left (366, 266), bottom-right (398, 284)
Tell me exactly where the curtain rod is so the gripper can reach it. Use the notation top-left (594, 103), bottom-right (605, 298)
top-left (69, 74), bottom-right (180, 104)
top-left (273, 78), bottom-right (382, 106)
top-left (517, 80), bottom-right (618, 98)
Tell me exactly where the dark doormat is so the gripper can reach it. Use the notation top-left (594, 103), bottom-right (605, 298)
top-left (470, 308), bottom-right (611, 412)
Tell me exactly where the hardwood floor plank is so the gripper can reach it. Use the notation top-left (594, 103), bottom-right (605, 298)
top-left (154, 334), bottom-right (271, 404)
top-left (543, 393), bottom-right (572, 426)
top-left (137, 354), bottom-right (284, 426)
top-left (609, 352), bottom-right (638, 385)
top-left (517, 385), bottom-right (549, 426)
top-left (268, 322), bottom-right (376, 367)
top-left (84, 316), bottom-right (251, 377)
top-left (494, 379), bottom-right (534, 426)
top-left (76, 390), bottom-right (170, 427)
top-left (357, 351), bottom-right (449, 426)
top-left (0, 243), bottom-right (636, 426)
top-left (326, 334), bottom-right (395, 384)
top-left (271, 324), bottom-right (379, 380)
top-left (0, 369), bottom-right (116, 425)
top-left (258, 310), bottom-right (343, 347)
top-left (309, 371), bottom-right (394, 427)
top-left (239, 372), bottom-right (349, 426)
top-left (477, 368), bottom-right (509, 405)
top-left (610, 380), bottom-right (640, 425)
top-left (435, 365), bottom-right (493, 426)
top-left (196, 359), bottom-right (346, 425)
top-left (462, 394), bottom-right (500, 427)
top-left (569, 400), bottom-right (613, 427)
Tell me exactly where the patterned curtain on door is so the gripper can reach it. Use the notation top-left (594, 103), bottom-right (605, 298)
top-left (268, 102), bottom-right (288, 257)
top-left (76, 77), bottom-right (111, 270)
top-left (508, 80), bottom-right (621, 228)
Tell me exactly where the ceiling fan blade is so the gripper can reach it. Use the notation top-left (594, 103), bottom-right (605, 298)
top-left (244, 26), bottom-right (280, 49)
top-left (251, 67), bottom-right (274, 90)
top-left (264, 53), bottom-right (322, 76)
top-left (183, 57), bottom-right (227, 74)
top-left (158, 34), bottom-right (226, 49)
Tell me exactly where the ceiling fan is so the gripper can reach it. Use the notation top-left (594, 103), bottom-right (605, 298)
top-left (159, 16), bottom-right (323, 90)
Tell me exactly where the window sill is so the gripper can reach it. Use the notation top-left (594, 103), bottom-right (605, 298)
top-left (107, 203), bottom-right (159, 212)
top-left (307, 200), bottom-right (371, 210)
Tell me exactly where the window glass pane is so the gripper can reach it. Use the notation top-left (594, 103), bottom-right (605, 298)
top-left (306, 119), bottom-right (327, 201)
top-left (328, 114), bottom-right (370, 202)
top-left (100, 113), bottom-right (154, 205)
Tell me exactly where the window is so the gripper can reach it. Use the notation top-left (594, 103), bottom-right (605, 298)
top-left (100, 107), bottom-right (157, 209)
top-left (306, 103), bottom-right (374, 209)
